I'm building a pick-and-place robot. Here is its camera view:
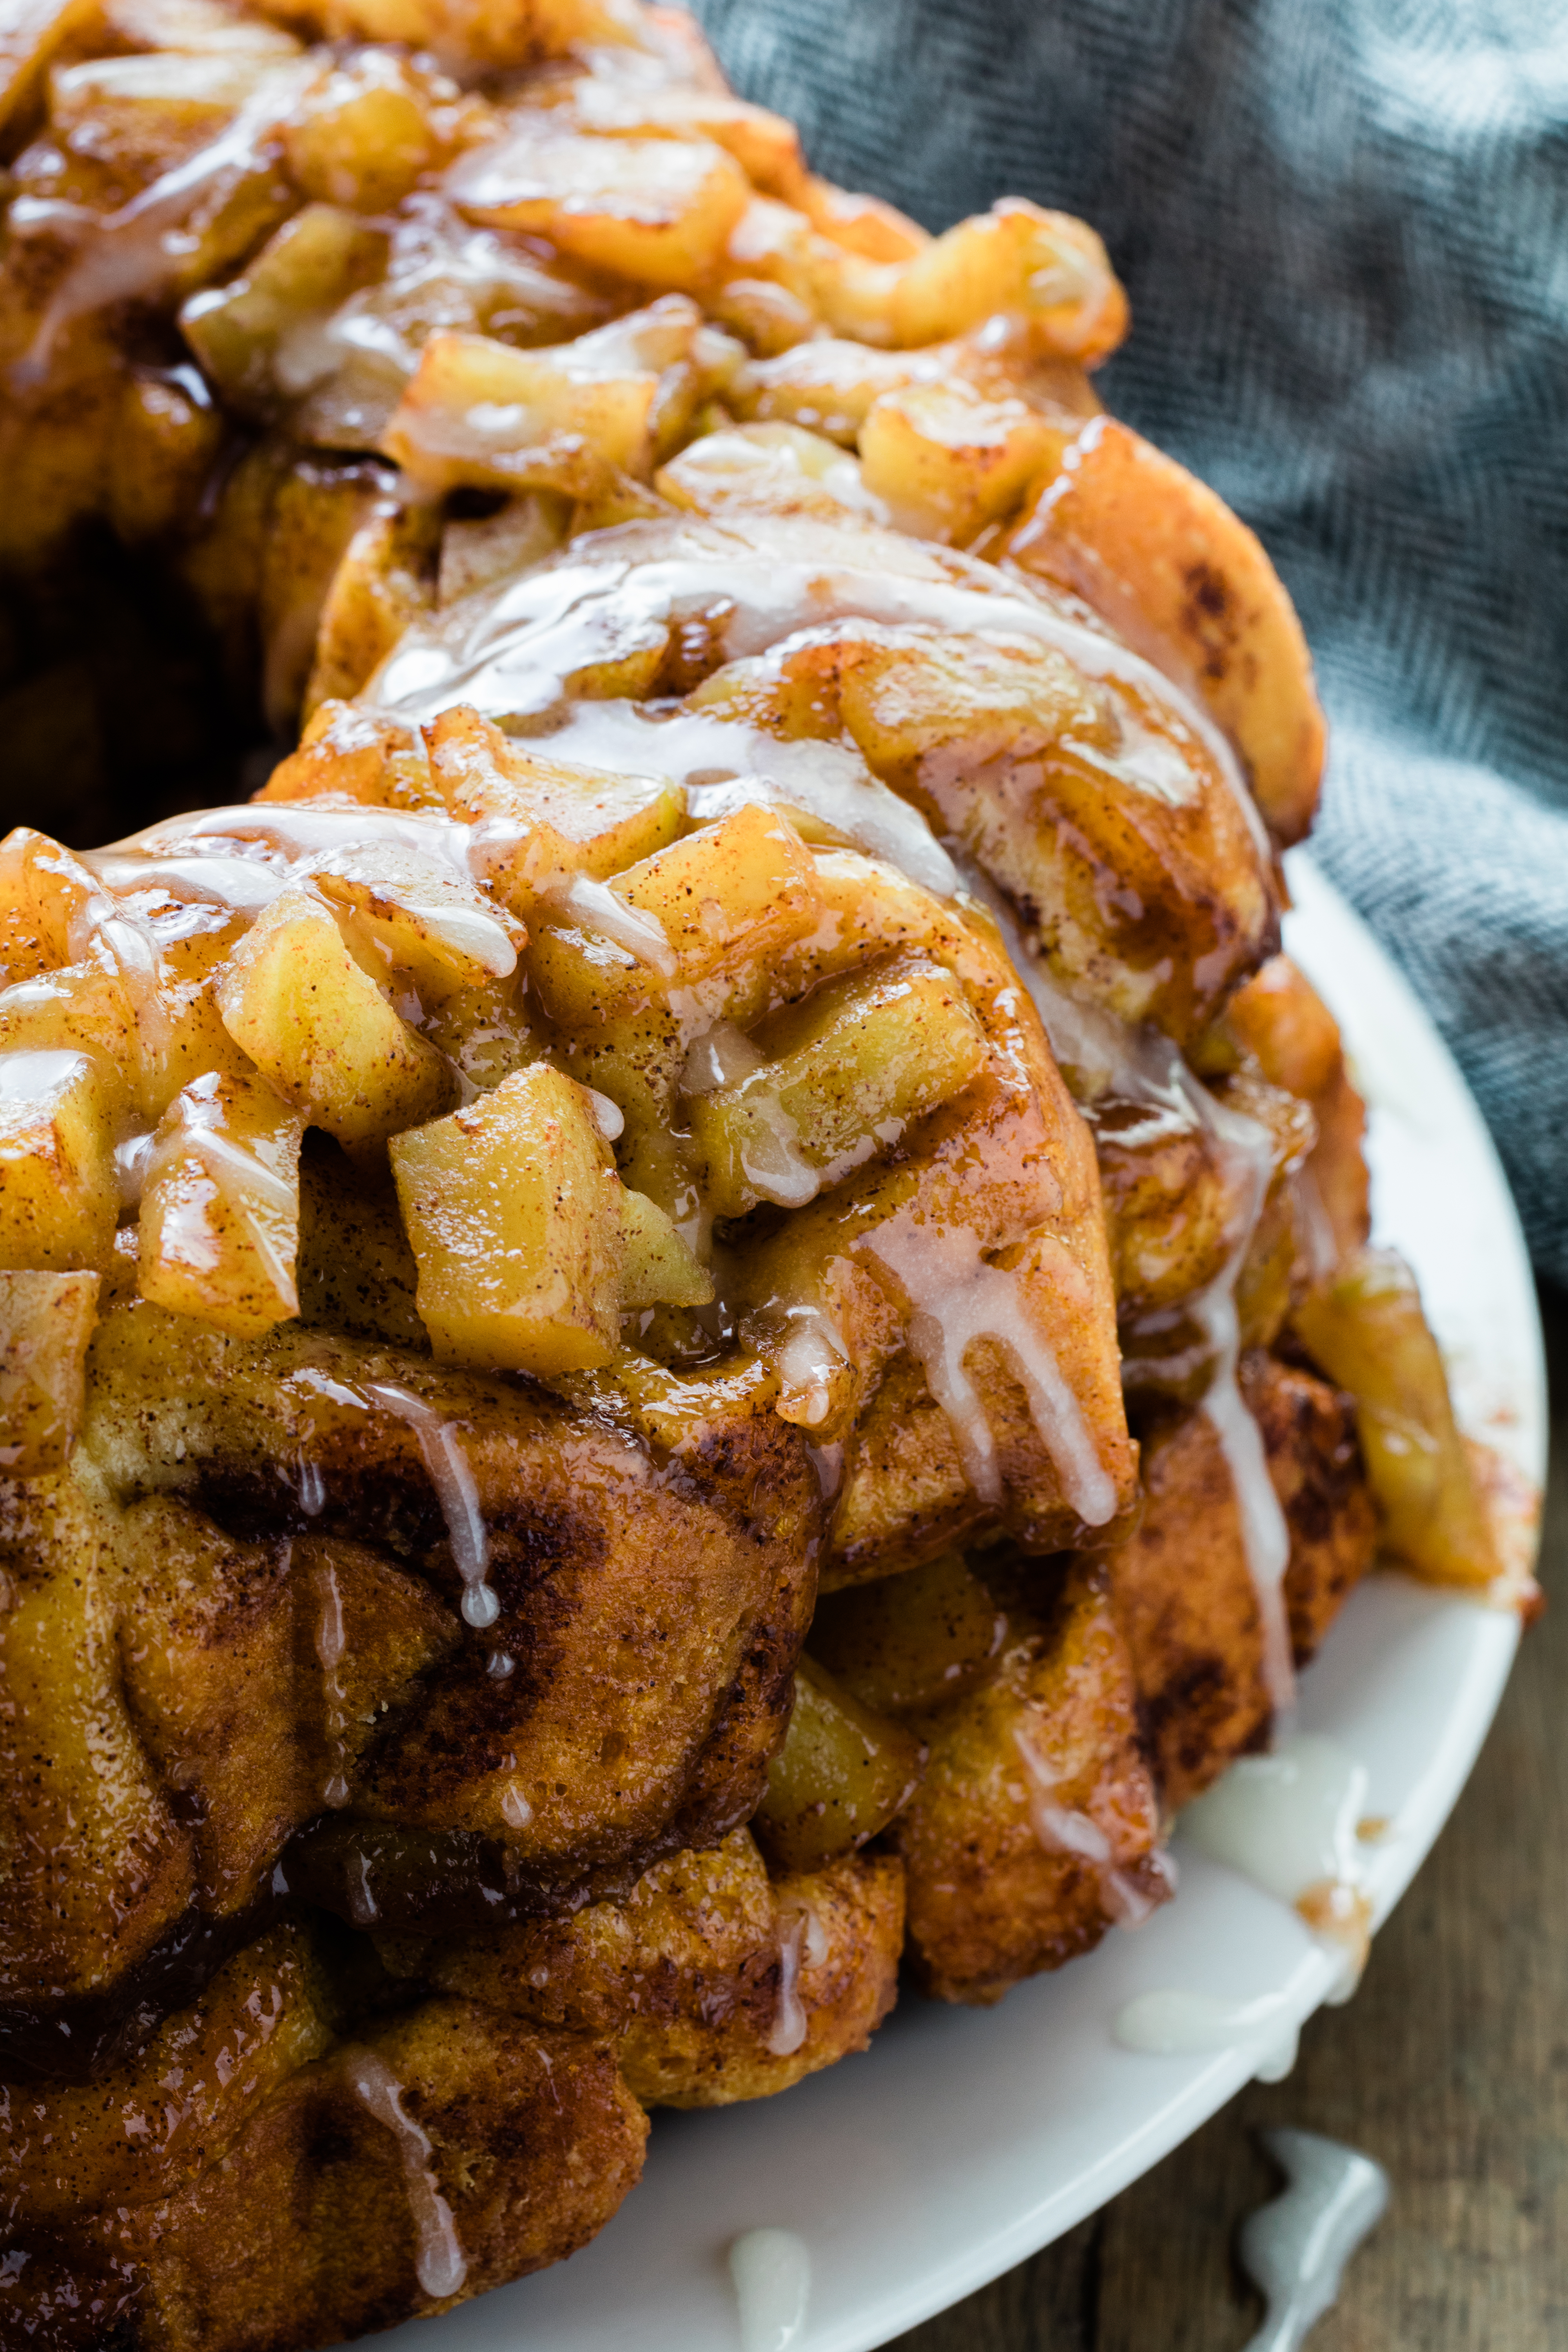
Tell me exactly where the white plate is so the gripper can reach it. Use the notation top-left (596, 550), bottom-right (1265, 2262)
top-left (387, 851), bottom-right (1547, 2352)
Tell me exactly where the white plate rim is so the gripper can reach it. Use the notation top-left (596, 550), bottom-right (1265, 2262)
top-left (382, 850), bottom-right (1546, 2352)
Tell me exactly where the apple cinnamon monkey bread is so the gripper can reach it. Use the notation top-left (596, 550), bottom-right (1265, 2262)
top-left (0, 0), bottom-right (1526, 2343)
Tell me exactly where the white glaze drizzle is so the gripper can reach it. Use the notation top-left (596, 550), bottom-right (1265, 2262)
top-left (1180, 1733), bottom-right (1374, 1994)
top-left (1238, 2127), bottom-right (1389, 2352)
top-left (728, 2227), bottom-right (811, 2352)
top-left (864, 1214), bottom-right (1116, 1526)
top-left (774, 1304), bottom-right (850, 1428)
top-left (975, 874), bottom-right (1297, 1715)
top-left (1013, 1726), bottom-right (1165, 1929)
top-left (362, 1381), bottom-right (499, 1630)
top-left (348, 2051), bottom-right (469, 2302)
top-left (523, 699), bottom-right (959, 896)
top-left (764, 1913), bottom-right (808, 2059)
top-left (544, 871), bottom-right (676, 974)
top-left (369, 522), bottom-right (1265, 859)
top-left (12, 60), bottom-right (313, 381)
top-left (1114, 1986), bottom-right (1292, 2058)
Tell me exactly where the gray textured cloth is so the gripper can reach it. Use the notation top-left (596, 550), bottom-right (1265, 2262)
top-left (692, 0), bottom-right (1568, 1283)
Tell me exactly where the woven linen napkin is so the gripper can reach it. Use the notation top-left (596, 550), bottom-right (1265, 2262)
top-left (692, 0), bottom-right (1568, 1284)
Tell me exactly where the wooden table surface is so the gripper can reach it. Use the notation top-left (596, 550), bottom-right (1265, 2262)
top-left (890, 1282), bottom-right (1568, 2352)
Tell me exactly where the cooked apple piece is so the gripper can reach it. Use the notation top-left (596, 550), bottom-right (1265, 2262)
top-left (566, 76), bottom-right (808, 202)
top-left (0, 823), bottom-right (100, 982)
top-left (138, 1070), bottom-right (305, 1337)
top-left (737, 337), bottom-right (931, 445)
top-left (47, 48), bottom-right (272, 186)
top-left (889, 199), bottom-right (1129, 360)
top-left (308, 839), bottom-right (524, 997)
top-left (614, 801), bottom-right (822, 985)
top-left (528, 805), bottom-right (823, 1031)
top-left (656, 419), bottom-right (876, 519)
top-left (1292, 1248), bottom-right (1501, 1588)
top-left (1003, 417), bottom-right (1326, 844)
top-left (450, 126), bottom-right (751, 289)
top-left (424, 705), bottom-right (684, 905)
top-left (180, 202), bottom-right (390, 409)
top-left (0, 1267), bottom-right (100, 1474)
top-left (802, 176), bottom-right (929, 261)
top-left (686, 956), bottom-right (987, 1216)
top-left (381, 324), bottom-right (659, 499)
top-left (0, 1048), bottom-right (118, 1271)
top-left (618, 1185), bottom-right (712, 1310)
top-left (858, 382), bottom-right (1065, 543)
top-left (0, 965), bottom-right (138, 1114)
top-left (710, 273), bottom-right (817, 355)
top-left (811, 1549), bottom-right (1007, 1716)
top-left (101, 0), bottom-right (303, 54)
top-left (214, 886), bottom-right (452, 1149)
top-left (390, 1062), bottom-right (626, 1374)
top-left (256, 457), bottom-right (397, 734)
top-left (1093, 1085), bottom-right (1242, 1317)
top-left (753, 1656), bottom-right (924, 1873)
top-left (296, 1138), bottom-right (425, 1348)
top-left (437, 492), bottom-right (568, 609)
top-left (257, 699), bottom-right (437, 806)
top-left (0, 0), bottom-right (101, 140)
top-left (283, 49), bottom-right (432, 211)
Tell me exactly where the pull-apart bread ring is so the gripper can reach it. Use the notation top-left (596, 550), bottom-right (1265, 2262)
top-left (0, 0), bottom-right (1531, 2343)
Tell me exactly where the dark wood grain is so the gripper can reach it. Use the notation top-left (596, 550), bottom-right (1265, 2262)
top-left (890, 1285), bottom-right (1567, 2352)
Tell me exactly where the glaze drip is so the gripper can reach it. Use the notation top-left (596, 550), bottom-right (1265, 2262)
top-left (866, 1216), bottom-right (1116, 1526)
top-left (363, 1382), bottom-right (499, 1630)
top-left (348, 2050), bottom-right (468, 2302)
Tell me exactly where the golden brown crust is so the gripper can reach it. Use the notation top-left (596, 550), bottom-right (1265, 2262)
top-left (407, 1828), bottom-right (905, 2107)
top-left (894, 1562), bottom-right (1165, 2004)
top-left (1109, 1356), bottom-right (1377, 1810)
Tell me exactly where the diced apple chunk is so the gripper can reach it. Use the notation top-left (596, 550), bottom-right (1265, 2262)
top-left (256, 701), bottom-right (436, 807)
top-left (48, 48), bottom-right (271, 184)
top-left (686, 956), bottom-right (987, 1216)
top-left (0, 1050), bottom-right (118, 1271)
top-left (390, 1063), bottom-right (624, 1375)
top-left (753, 1656), bottom-right (924, 1872)
top-left (181, 204), bottom-right (390, 409)
top-left (0, 0), bottom-right (100, 141)
top-left (566, 77), bottom-right (807, 203)
top-left (450, 128), bottom-right (751, 290)
top-left (1292, 1249), bottom-right (1501, 1589)
top-left (0, 1268), bottom-right (100, 1475)
top-left (655, 419), bottom-right (875, 520)
top-left (889, 200), bottom-right (1129, 360)
top-left (308, 840), bottom-right (524, 995)
top-left (857, 383), bottom-right (1065, 543)
top-left (0, 966), bottom-right (138, 1118)
top-left (618, 1185), bottom-right (712, 1311)
top-left (738, 338), bottom-right (931, 445)
top-left (526, 802), bottom-right (824, 1028)
top-left (214, 886), bottom-right (452, 1149)
top-left (424, 704), bottom-right (684, 909)
top-left (138, 1071), bottom-right (304, 1338)
top-left (614, 802), bottom-right (822, 985)
top-left (283, 50), bottom-right (433, 213)
top-left (381, 327), bottom-right (657, 498)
